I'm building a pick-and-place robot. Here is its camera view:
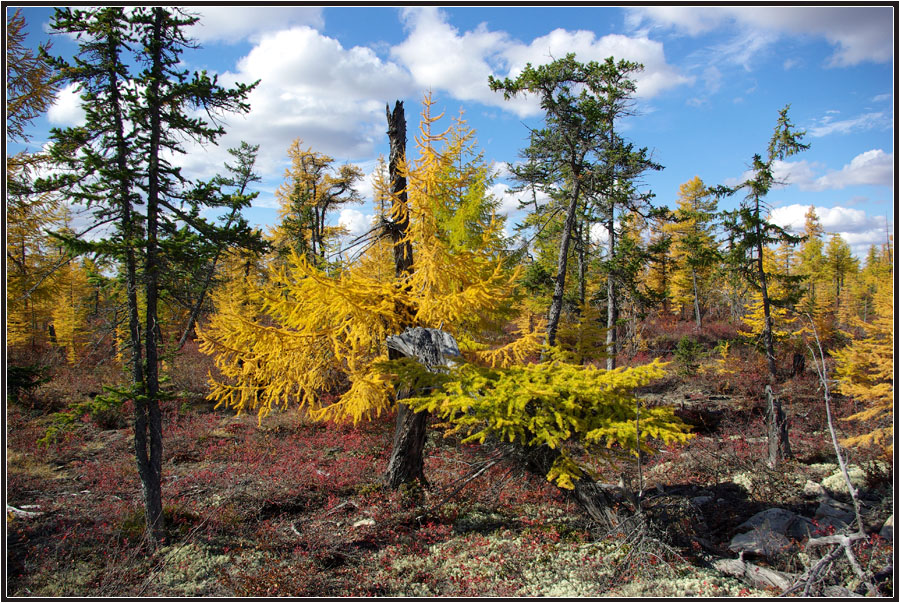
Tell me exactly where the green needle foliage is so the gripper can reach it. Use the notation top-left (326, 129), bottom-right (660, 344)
top-left (393, 356), bottom-right (692, 490)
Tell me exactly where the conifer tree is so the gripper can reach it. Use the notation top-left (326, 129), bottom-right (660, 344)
top-left (489, 55), bottom-right (660, 363)
top-left (824, 232), bottom-right (859, 313)
top-left (199, 96), bottom-right (525, 487)
top-left (42, 6), bottom-right (257, 544)
top-left (272, 139), bottom-right (363, 266)
top-left (6, 9), bottom-right (59, 143)
top-left (832, 257), bottom-right (893, 456)
top-left (6, 9), bottom-right (63, 351)
top-left (796, 206), bottom-right (828, 318)
top-left (718, 106), bottom-right (808, 380)
top-left (665, 176), bottom-right (719, 328)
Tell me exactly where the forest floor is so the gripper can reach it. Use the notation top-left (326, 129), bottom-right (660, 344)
top-left (5, 339), bottom-right (894, 597)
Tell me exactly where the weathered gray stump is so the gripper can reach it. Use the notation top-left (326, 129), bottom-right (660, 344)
top-left (383, 327), bottom-right (460, 489)
top-left (766, 385), bottom-right (792, 467)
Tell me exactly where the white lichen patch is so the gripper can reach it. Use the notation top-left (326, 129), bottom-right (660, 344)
top-left (607, 567), bottom-right (766, 597)
top-left (821, 465), bottom-right (868, 496)
top-left (805, 463), bottom-right (839, 480)
top-left (372, 526), bottom-right (759, 597)
top-left (157, 542), bottom-right (230, 596)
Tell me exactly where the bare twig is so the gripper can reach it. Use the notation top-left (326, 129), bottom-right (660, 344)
top-left (804, 316), bottom-right (865, 535)
top-left (785, 315), bottom-right (880, 597)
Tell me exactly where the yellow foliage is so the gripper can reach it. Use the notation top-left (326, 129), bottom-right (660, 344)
top-left (833, 281), bottom-right (894, 455)
top-left (463, 312), bottom-right (546, 368)
top-left (199, 94), bottom-right (520, 424)
top-left (51, 258), bottom-right (91, 365)
top-left (403, 357), bottom-right (692, 489)
top-left (555, 301), bottom-right (608, 365)
top-left (738, 247), bottom-right (803, 341)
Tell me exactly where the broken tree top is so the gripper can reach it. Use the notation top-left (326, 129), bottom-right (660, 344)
top-left (386, 327), bottom-right (460, 370)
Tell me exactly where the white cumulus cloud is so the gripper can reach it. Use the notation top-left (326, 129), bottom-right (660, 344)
top-left (176, 26), bottom-right (416, 183)
top-left (47, 83), bottom-right (86, 126)
top-left (769, 203), bottom-right (892, 257)
top-left (731, 150), bottom-right (893, 193)
top-left (187, 7), bottom-right (324, 44)
top-left (392, 7), bottom-right (692, 118)
top-left (814, 149), bottom-right (894, 190)
top-left (338, 208), bottom-right (375, 238)
top-left (626, 6), bottom-right (893, 67)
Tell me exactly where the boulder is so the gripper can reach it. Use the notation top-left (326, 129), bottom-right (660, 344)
top-left (815, 501), bottom-right (855, 524)
top-left (879, 514), bottom-right (893, 540)
top-left (729, 529), bottom-right (792, 557)
top-left (803, 480), bottom-right (827, 499)
top-left (737, 508), bottom-right (815, 541)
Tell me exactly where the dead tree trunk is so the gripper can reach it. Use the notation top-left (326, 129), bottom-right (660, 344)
top-left (384, 327), bottom-right (461, 489)
top-left (381, 101), bottom-right (428, 490)
top-left (766, 385), bottom-right (792, 467)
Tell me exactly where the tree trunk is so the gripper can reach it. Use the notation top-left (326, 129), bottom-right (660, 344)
top-left (754, 202), bottom-right (778, 380)
top-left (383, 101), bottom-right (426, 489)
top-left (383, 327), bottom-right (461, 489)
top-left (386, 101), bottom-right (413, 280)
top-left (383, 346), bottom-right (430, 489)
top-left (606, 217), bottom-right (618, 370)
top-left (521, 444), bottom-right (624, 529)
top-left (691, 267), bottom-right (702, 330)
top-left (138, 8), bottom-right (166, 544)
top-left (544, 179), bottom-right (581, 353)
top-left (766, 385), bottom-right (791, 467)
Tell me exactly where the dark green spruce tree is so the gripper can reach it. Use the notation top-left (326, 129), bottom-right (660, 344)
top-left (490, 55), bottom-right (661, 368)
top-left (42, 6), bottom-right (258, 544)
top-left (715, 105), bottom-right (809, 467)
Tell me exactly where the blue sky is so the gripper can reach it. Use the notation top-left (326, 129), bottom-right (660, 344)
top-left (12, 5), bottom-right (895, 258)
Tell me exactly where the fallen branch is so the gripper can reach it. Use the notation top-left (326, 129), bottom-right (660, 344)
top-left (322, 500), bottom-right (359, 517)
top-left (6, 505), bottom-right (44, 519)
top-left (712, 556), bottom-right (795, 591)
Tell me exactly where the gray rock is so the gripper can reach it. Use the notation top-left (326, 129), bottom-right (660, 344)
top-left (813, 515), bottom-right (850, 535)
top-left (815, 501), bottom-right (855, 523)
top-left (729, 529), bottom-right (792, 557)
top-left (803, 480), bottom-right (827, 499)
top-left (737, 508), bottom-right (815, 540)
top-left (879, 514), bottom-right (893, 540)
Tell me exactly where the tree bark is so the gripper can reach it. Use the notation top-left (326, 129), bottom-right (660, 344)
top-left (383, 327), bottom-right (461, 489)
top-left (137, 8), bottom-right (166, 544)
top-left (383, 346), bottom-right (430, 489)
top-left (605, 216), bottom-right (618, 370)
top-left (521, 444), bottom-right (624, 529)
top-left (754, 199), bottom-right (778, 380)
top-left (383, 101), bottom-right (427, 489)
top-left (691, 267), bottom-right (702, 330)
top-left (544, 178), bottom-right (581, 353)
top-left (386, 101), bottom-right (413, 280)
top-left (766, 385), bottom-right (792, 467)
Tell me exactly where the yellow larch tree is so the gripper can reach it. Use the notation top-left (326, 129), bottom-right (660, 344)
top-left (739, 246), bottom-right (802, 343)
top-left (198, 95), bottom-right (523, 425)
top-left (200, 95), bottom-right (688, 498)
top-left (51, 255), bottom-right (92, 364)
top-left (665, 176), bottom-right (719, 328)
top-left (832, 245), bottom-right (893, 456)
top-left (271, 139), bottom-right (364, 266)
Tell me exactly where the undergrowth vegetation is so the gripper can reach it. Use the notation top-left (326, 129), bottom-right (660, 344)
top-left (6, 336), bottom-right (893, 597)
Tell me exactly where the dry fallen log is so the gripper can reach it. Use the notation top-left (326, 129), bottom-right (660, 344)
top-left (712, 556), bottom-right (796, 591)
top-left (6, 505), bottom-right (44, 519)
